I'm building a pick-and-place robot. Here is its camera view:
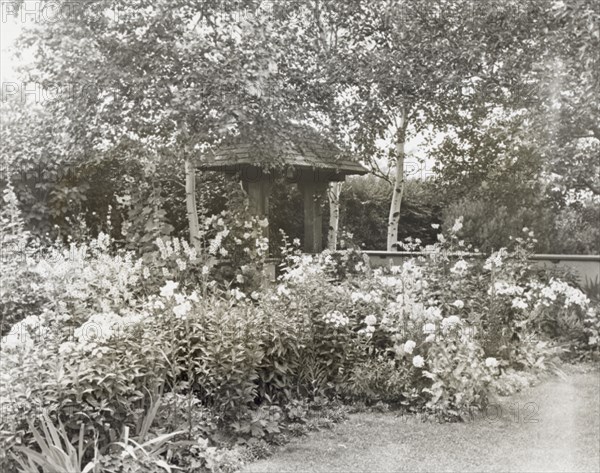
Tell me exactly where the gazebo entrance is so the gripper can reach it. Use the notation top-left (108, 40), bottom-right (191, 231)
top-left (197, 132), bottom-right (367, 254)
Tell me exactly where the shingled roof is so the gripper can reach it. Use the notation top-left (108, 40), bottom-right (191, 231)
top-left (196, 128), bottom-right (368, 176)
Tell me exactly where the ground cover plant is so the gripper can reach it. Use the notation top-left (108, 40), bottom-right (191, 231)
top-left (1, 193), bottom-right (598, 472)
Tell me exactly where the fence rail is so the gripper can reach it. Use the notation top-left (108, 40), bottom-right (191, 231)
top-left (364, 251), bottom-right (600, 285)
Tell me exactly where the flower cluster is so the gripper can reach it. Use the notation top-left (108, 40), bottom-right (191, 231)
top-left (412, 355), bottom-right (425, 368)
top-left (403, 340), bottom-right (416, 354)
top-left (483, 248), bottom-right (509, 270)
top-left (441, 315), bottom-right (461, 332)
top-left (281, 254), bottom-right (325, 284)
top-left (450, 259), bottom-right (469, 275)
top-left (322, 310), bottom-right (350, 328)
top-left (491, 281), bottom-right (525, 297)
top-left (538, 278), bottom-right (590, 308)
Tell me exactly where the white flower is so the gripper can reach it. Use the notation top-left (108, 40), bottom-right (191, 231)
top-left (412, 355), bottom-right (425, 368)
top-left (431, 223), bottom-right (440, 229)
top-left (276, 284), bottom-right (290, 297)
top-left (450, 260), bottom-right (469, 275)
top-left (423, 323), bottom-right (436, 334)
top-left (230, 288), bottom-right (247, 300)
top-left (483, 248), bottom-right (508, 270)
top-left (1, 332), bottom-right (33, 351)
top-left (451, 216), bottom-right (463, 234)
top-left (73, 312), bottom-right (124, 345)
top-left (541, 286), bottom-right (557, 301)
top-left (323, 310), bottom-right (350, 328)
top-left (437, 233), bottom-right (446, 243)
top-left (492, 281), bottom-right (524, 297)
top-left (364, 314), bottom-right (377, 326)
top-left (236, 274), bottom-right (245, 284)
top-left (485, 357), bottom-right (499, 368)
top-left (21, 315), bottom-right (41, 330)
top-left (173, 301), bottom-right (191, 318)
top-left (452, 300), bottom-right (464, 309)
top-left (511, 298), bottom-right (528, 310)
top-left (403, 340), bottom-right (416, 354)
top-left (58, 341), bottom-right (77, 356)
top-left (160, 280), bottom-right (179, 299)
top-left (441, 315), bottom-right (461, 331)
top-left (425, 306), bottom-right (442, 321)
top-left (425, 334), bottom-right (435, 343)
top-left (522, 227), bottom-right (529, 233)
top-left (219, 247), bottom-right (229, 257)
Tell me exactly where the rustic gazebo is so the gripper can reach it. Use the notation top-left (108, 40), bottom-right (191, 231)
top-left (197, 129), bottom-right (367, 253)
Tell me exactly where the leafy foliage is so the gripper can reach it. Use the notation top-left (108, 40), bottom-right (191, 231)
top-left (339, 176), bottom-right (443, 250)
top-left (1, 216), bottom-right (598, 471)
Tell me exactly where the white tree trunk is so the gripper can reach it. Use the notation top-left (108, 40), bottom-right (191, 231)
top-left (184, 157), bottom-right (201, 251)
top-left (387, 113), bottom-right (408, 252)
top-left (327, 181), bottom-right (342, 250)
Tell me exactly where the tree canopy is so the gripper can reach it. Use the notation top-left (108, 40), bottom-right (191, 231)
top-left (2, 0), bottom-right (598, 253)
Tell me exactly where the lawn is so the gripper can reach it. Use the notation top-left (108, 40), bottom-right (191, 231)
top-left (244, 366), bottom-right (600, 473)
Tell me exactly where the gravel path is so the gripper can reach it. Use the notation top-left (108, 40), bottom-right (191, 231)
top-left (244, 367), bottom-right (600, 473)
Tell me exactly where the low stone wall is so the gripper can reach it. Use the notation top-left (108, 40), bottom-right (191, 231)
top-left (364, 251), bottom-right (600, 286)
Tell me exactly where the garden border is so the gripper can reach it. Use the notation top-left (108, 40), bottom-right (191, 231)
top-left (364, 251), bottom-right (600, 285)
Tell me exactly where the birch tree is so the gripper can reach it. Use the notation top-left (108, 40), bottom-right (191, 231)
top-left (327, 181), bottom-right (343, 250)
top-left (337, 0), bottom-right (555, 250)
top-left (8, 0), bottom-right (320, 247)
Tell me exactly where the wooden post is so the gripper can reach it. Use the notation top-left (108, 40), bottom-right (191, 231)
top-left (241, 167), bottom-right (275, 287)
top-left (241, 167), bottom-right (271, 238)
top-left (299, 177), bottom-right (328, 253)
top-left (244, 180), bottom-right (270, 218)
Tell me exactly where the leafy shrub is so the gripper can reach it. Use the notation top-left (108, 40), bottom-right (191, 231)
top-left (2, 212), bottom-right (598, 472)
top-left (553, 199), bottom-right (600, 254)
top-left (345, 356), bottom-right (416, 406)
top-left (339, 176), bottom-right (442, 250)
top-left (420, 328), bottom-right (493, 418)
top-left (0, 182), bottom-right (49, 336)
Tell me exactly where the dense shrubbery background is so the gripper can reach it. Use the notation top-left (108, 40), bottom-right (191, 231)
top-left (4, 157), bottom-right (599, 255)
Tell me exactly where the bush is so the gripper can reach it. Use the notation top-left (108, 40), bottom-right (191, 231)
top-left (1, 213), bottom-right (598, 471)
top-left (552, 199), bottom-right (600, 254)
top-left (339, 176), bottom-right (443, 250)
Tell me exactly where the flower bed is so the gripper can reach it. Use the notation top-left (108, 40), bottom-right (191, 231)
top-left (1, 212), bottom-right (598, 471)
